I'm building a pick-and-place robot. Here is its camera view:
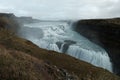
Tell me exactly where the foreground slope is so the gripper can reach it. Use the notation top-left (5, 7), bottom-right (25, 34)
top-left (0, 13), bottom-right (120, 80)
top-left (0, 45), bottom-right (76, 80)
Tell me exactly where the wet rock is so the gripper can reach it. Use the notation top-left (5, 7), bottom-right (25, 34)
top-left (56, 42), bottom-right (63, 49)
top-left (56, 40), bottom-right (76, 53)
top-left (64, 40), bottom-right (76, 44)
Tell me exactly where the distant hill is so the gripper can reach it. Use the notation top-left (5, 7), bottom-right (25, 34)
top-left (17, 16), bottom-right (40, 24)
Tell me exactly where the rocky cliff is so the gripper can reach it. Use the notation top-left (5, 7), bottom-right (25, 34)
top-left (74, 18), bottom-right (120, 76)
top-left (0, 13), bottom-right (120, 80)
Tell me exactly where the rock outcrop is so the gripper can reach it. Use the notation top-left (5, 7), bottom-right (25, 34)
top-left (0, 13), bottom-right (20, 32)
top-left (74, 18), bottom-right (120, 75)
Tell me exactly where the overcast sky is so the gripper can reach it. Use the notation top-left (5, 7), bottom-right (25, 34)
top-left (0, 0), bottom-right (120, 20)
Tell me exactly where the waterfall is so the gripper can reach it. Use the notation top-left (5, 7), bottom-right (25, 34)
top-left (46, 43), bottom-right (60, 52)
top-left (60, 43), bottom-right (66, 52)
top-left (17, 21), bottom-right (113, 72)
top-left (67, 45), bottom-right (112, 72)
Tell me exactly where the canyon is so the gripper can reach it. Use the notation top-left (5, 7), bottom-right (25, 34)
top-left (0, 13), bottom-right (120, 80)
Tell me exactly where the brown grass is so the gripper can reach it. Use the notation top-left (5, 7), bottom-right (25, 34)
top-left (0, 46), bottom-right (74, 80)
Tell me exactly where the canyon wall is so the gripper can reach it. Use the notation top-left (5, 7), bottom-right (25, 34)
top-left (74, 18), bottom-right (120, 75)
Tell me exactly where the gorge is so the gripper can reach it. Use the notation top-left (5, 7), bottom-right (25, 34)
top-left (0, 13), bottom-right (120, 80)
top-left (17, 21), bottom-right (112, 72)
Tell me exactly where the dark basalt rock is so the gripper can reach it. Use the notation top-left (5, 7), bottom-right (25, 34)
top-left (62, 40), bottom-right (76, 53)
top-left (56, 40), bottom-right (76, 53)
top-left (64, 40), bottom-right (76, 44)
top-left (74, 18), bottom-right (120, 75)
top-left (56, 42), bottom-right (63, 49)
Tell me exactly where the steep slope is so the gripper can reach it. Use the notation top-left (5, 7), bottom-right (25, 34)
top-left (0, 13), bottom-right (120, 80)
top-left (0, 46), bottom-right (76, 80)
top-left (74, 18), bottom-right (120, 75)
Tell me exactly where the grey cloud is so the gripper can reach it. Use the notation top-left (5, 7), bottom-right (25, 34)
top-left (0, 0), bottom-right (120, 20)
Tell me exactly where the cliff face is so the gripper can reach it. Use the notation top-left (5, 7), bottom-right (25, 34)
top-left (74, 18), bottom-right (120, 75)
top-left (0, 13), bottom-right (120, 80)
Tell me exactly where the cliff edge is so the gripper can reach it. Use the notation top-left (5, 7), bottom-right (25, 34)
top-left (74, 18), bottom-right (120, 76)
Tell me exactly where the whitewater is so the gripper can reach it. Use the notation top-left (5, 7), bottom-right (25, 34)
top-left (17, 21), bottom-right (112, 72)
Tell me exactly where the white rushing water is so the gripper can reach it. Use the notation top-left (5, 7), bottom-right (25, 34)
top-left (18, 21), bottom-right (112, 72)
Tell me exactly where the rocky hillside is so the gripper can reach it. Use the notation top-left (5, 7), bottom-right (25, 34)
top-left (74, 18), bottom-right (120, 76)
top-left (0, 13), bottom-right (120, 80)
